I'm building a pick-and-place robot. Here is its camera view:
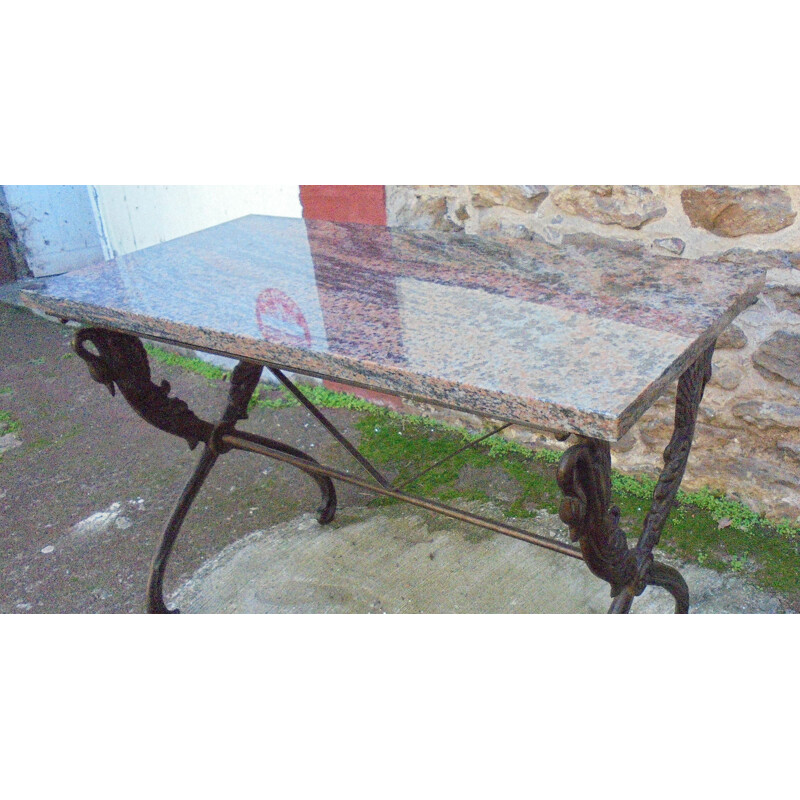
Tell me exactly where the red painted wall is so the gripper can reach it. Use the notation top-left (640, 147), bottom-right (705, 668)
top-left (299, 185), bottom-right (386, 226)
top-left (300, 185), bottom-right (403, 409)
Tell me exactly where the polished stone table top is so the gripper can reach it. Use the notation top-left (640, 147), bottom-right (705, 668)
top-left (21, 215), bottom-right (765, 440)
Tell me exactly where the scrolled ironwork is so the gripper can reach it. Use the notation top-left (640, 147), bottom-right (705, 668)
top-left (73, 328), bottom-right (213, 449)
top-left (557, 343), bottom-right (716, 614)
top-left (637, 343), bottom-right (715, 555)
top-left (557, 437), bottom-right (639, 596)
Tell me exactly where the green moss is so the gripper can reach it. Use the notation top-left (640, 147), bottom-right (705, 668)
top-left (0, 410), bottom-right (21, 435)
top-left (0, 387), bottom-right (13, 396)
top-left (437, 487), bottom-right (491, 504)
top-left (247, 385), bottom-right (296, 410)
top-left (609, 480), bottom-right (800, 595)
top-left (366, 495), bottom-right (401, 509)
top-left (501, 461), bottom-right (560, 516)
top-left (143, 343), bottom-right (229, 382)
top-left (355, 412), bottom-right (495, 499)
top-left (294, 385), bottom-right (376, 412)
top-left (532, 447), bottom-right (563, 465)
top-left (677, 486), bottom-right (765, 536)
top-left (247, 382), bottom-right (380, 413)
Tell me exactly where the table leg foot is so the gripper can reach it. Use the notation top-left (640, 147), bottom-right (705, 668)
top-left (606, 560), bottom-right (689, 614)
top-left (644, 562), bottom-right (690, 614)
top-left (251, 439), bottom-right (337, 525)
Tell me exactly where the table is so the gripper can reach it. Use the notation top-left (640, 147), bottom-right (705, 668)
top-left (21, 215), bottom-right (765, 613)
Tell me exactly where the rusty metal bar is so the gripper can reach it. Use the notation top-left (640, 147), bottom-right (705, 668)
top-left (269, 367), bottom-right (391, 488)
top-left (221, 430), bottom-right (583, 560)
top-left (393, 422), bottom-right (512, 491)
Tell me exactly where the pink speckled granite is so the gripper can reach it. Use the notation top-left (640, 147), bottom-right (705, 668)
top-left (21, 215), bottom-right (765, 440)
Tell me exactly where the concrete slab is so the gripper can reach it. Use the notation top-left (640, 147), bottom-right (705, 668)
top-left (171, 504), bottom-right (784, 614)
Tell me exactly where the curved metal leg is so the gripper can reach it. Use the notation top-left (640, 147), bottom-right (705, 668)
top-left (606, 560), bottom-right (689, 614)
top-left (557, 438), bottom-right (639, 597)
top-left (146, 446), bottom-right (218, 614)
top-left (146, 434), bottom-right (337, 614)
top-left (145, 436), bottom-right (337, 615)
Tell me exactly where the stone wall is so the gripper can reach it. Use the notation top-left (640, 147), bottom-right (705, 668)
top-left (386, 185), bottom-right (800, 524)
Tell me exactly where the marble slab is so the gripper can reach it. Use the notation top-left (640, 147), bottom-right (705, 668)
top-left (21, 215), bottom-right (765, 440)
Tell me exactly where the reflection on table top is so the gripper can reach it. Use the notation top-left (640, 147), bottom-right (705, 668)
top-left (21, 214), bottom-right (765, 440)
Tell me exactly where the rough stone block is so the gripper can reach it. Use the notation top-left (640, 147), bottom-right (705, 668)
top-left (726, 456), bottom-right (800, 491)
top-left (778, 440), bottom-right (800, 463)
top-left (717, 248), bottom-right (800, 271)
top-left (709, 364), bottom-right (744, 390)
top-left (693, 423), bottom-right (737, 446)
top-left (732, 400), bottom-right (800, 429)
top-left (638, 417), bottom-right (672, 447)
top-left (477, 209), bottom-right (539, 240)
top-left (653, 237), bottom-right (686, 255)
top-left (765, 285), bottom-right (800, 314)
top-left (716, 323), bottom-right (748, 349)
top-left (610, 429), bottom-right (637, 453)
top-left (552, 185), bottom-right (667, 229)
top-left (682, 186), bottom-right (797, 237)
top-left (389, 194), bottom-right (461, 232)
top-left (561, 232), bottom-right (646, 255)
top-left (469, 185), bottom-right (548, 213)
top-left (752, 330), bottom-right (800, 386)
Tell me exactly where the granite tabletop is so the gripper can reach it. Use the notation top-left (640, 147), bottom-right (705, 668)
top-left (21, 215), bottom-right (765, 440)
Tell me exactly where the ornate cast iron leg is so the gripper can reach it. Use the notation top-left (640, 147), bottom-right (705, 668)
top-left (145, 360), bottom-right (264, 613)
top-left (73, 328), bottom-right (337, 613)
top-left (557, 343), bottom-right (715, 614)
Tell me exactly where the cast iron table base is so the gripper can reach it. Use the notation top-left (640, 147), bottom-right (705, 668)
top-left (73, 326), bottom-right (715, 615)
